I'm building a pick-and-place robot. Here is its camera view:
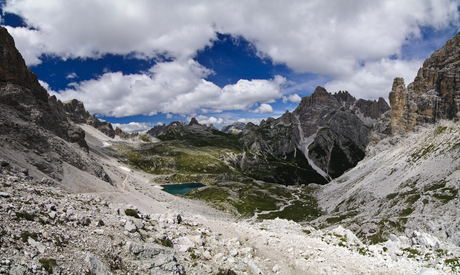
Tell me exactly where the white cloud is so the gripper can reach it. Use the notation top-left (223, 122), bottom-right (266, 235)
top-left (51, 59), bottom-right (286, 117)
top-left (4, 0), bottom-right (460, 106)
top-left (250, 103), bottom-right (274, 114)
top-left (282, 94), bottom-right (302, 103)
top-left (191, 115), bottom-right (263, 128)
top-left (324, 58), bottom-right (424, 100)
top-left (112, 122), bottom-right (153, 133)
top-left (5, 0), bottom-right (459, 72)
top-left (66, 72), bottom-right (77, 79)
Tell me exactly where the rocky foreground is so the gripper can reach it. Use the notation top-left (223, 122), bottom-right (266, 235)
top-left (1, 158), bottom-right (459, 274)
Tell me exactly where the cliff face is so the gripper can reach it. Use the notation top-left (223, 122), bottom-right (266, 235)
top-left (388, 32), bottom-right (460, 135)
top-left (0, 26), bottom-right (111, 183)
top-left (62, 99), bottom-right (116, 138)
top-left (243, 87), bottom-right (390, 180)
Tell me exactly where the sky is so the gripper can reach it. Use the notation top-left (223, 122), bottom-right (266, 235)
top-left (1, 0), bottom-right (459, 132)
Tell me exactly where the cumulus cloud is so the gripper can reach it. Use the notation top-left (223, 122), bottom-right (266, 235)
top-left (4, 0), bottom-right (460, 109)
top-left (192, 115), bottom-right (263, 128)
top-left (282, 94), bottom-right (302, 103)
top-left (324, 58), bottom-right (424, 100)
top-left (51, 59), bottom-right (286, 117)
top-left (66, 72), bottom-right (77, 79)
top-left (112, 122), bottom-right (153, 133)
top-left (250, 103), bottom-right (274, 114)
top-left (5, 0), bottom-right (459, 72)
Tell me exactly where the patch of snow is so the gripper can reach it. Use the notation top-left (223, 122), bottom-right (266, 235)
top-left (119, 166), bottom-right (131, 172)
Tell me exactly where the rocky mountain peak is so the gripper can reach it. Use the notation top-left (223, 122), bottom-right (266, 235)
top-left (0, 27), bottom-right (45, 101)
top-left (0, 26), bottom-right (111, 183)
top-left (221, 122), bottom-right (246, 134)
top-left (310, 86), bottom-right (330, 102)
top-left (62, 99), bottom-right (116, 138)
top-left (333, 90), bottom-right (356, 107)
top-left (385, 31), bottom-right (460, 136)
top-left (189, 117), bottom-right (200, 126)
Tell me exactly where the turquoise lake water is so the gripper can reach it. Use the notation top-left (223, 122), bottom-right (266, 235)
top-left (161, 182), bottom-right (206, 195)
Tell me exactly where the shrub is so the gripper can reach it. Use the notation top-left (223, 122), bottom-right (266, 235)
top-left (156, 237), bottom-right (173, 248)
top-left (21, 231), bottom-right (38, 243)
top-left (125, 209), bottom-right (139, 218)
top-left (15, 212), bottom-right (36, 221)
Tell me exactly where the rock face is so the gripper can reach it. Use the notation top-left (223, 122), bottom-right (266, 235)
top-left (0, 26), bottom-right (111, 183)
top-left (243, 87), bottom-right (390, 180)
top-left (147, 124), bottom-right (166, 136)
top-left (387, 31), bottom-right (460, 135)
top-left (62, 99), bottom-right (116, 138)
top-left (316, 31), bottom-right (460, 251)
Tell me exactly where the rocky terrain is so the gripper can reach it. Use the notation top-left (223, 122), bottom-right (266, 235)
top-left (0, 27), bottom-right (111, 184)
top-left (313, 29), bottom-right (460, 264)
top-left (1, 158), bottom-right (453, 275)
top-left (3, 22), bottom-right (460, 274)
top-left (62, 99), bottom-right (116, 138)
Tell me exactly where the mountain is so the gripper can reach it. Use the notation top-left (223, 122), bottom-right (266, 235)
top-left (241, 87), bottom-right (390, 181)
top-left (62, 99), bottom-right (116, 138)
top-left (0, 26), bottom-right (111, 184)
top-left (139, 89), bottom-right (389, 186)
top-left (2, 24), bottom-right (460, 275)
top-left (315, 31), bottom-right (460, 248)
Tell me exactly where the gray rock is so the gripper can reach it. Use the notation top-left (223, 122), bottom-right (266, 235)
top-left (124, 220), bottom-right (137, 233)
top-left (221, 122), bottom-right (246, 134)
top-left (85, 253), bottom-right (111, 275)
top-left (9, 265), bottom-right (28, 275)
top-left (28, 238), bottom-right (45, 253)
top-left (125, 242), bottom-right (185, 274)
top-left (248, 260), bottom-right (262, 274)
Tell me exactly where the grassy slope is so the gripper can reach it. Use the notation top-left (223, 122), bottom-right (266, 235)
top-left (114, 125), bottom-right (324, 222)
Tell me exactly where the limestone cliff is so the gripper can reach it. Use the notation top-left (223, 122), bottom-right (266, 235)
top-left (388, 31), bottom-right (460, 135)
top-left (62, 99), bottom-right (116, 138)
top-left (243, 87), bottom-right (390, 180)
top-left (0, 26), bottom-right (111, 183)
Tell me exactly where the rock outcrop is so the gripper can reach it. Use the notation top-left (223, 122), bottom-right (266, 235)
top-left (0, 26), bottom-right (111, 183)
top-left (62, 99), bottom-right (116, 138)
top-left (386, 31), bottom-right (460, 136)
top-left (147, 124), bottom-right (166, 136)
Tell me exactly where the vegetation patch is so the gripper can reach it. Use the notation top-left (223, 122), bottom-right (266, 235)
top-left (400, 207), bottom-right (414, 216)
top-left (15, 211), bottom-right (36, 221)
top-left (410, 143), bottom-right (437, 162)
top-left (39, 258), bottom-right (57, 273)
top-left (125, 209), bottom-right (140, 219)
top-left (433, 188), bottom-right (458, 202)
top-left (434, 126), bottom-right (448, 135)
top-left (21, 231), bottom-right (38, 242)
top-left (155, 237), bottom-right (174, 248)
top-left (403, 248), bottom-right (421, 258)
top-left (445, 257), bottom-right (460, 272)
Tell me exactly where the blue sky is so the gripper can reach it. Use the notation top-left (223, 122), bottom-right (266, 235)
top-left (1, 0), bottom-right (459, 132)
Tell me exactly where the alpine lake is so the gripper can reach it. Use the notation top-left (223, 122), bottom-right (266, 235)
top-left (161, 182), bottom-right (206, 195)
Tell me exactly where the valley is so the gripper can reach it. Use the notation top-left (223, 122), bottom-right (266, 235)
top-left (2, 22), bottom-right (460, 274)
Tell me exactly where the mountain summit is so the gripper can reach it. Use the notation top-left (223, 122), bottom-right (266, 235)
top-left (242, 87), bottom-right (390, 181)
